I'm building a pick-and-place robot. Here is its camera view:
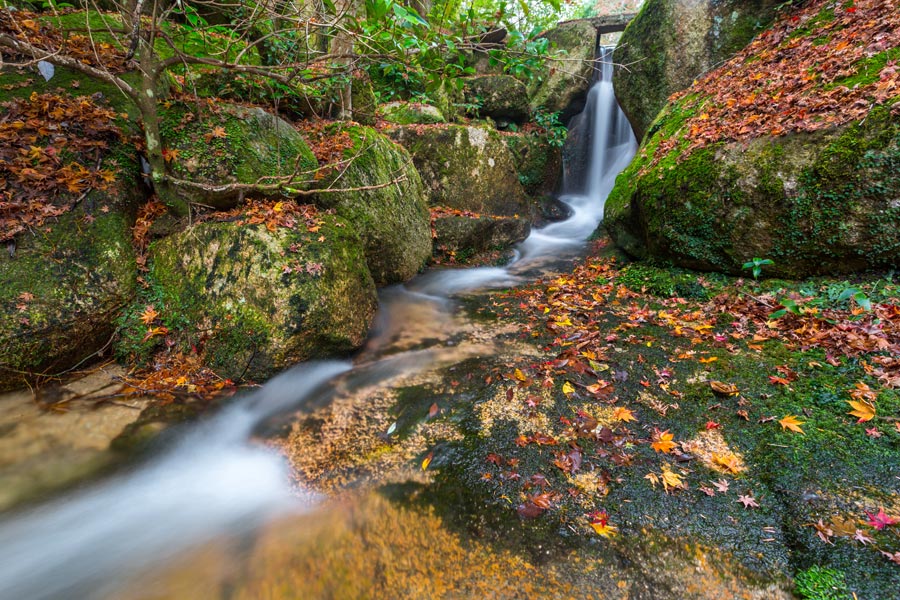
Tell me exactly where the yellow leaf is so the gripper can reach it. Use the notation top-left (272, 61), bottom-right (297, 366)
top-left (847, 399), bottom-right (876, 423)
top-left (651, 430), bottom-right (677, 453)
top-left (562, 381), bottom-right (575, 395)
top-left (273, 201), bottom-right (284, 213)
top-left (661, 468), bottom-right (685, 493)
top-left (421, 451), bottom-right (434, 471)
top-left (612, 407), bottom-right (637, 423)
top-left (514, 368), bottom-right (527, 382)
top-left (710, 381), bottom-right (739, 396)
top-left (590, 521), bottom-right (618, 537)
top-left (699, 356), bottom-right (718, 364)
top-left (712, 452), bottom-right (744, 474)
top-left (779, 415), bottom-right (805, 434)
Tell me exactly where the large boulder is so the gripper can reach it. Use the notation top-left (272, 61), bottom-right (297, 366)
top-left (145, 215), bottom-right (376, 382)
top-left (377, 101), bottom-right (446, 125)
top-left (504, 132), bottom-right (562, 199)
top-left (528, 19), bottom-right (599, 122)
top-left (314, 124), bottom-right (431, 286)
top-left (614, 0), bottom-right (780, 141)
top-left (463, 75), bottom-right (529, 123)
top-left (161, 102), bottom-right (317, 209)
top-left (605, 105), bottom-right (900, 278)
top-left (432, 214), bottom-right (530, 264)
top-left (386, 124), bottom-right (532, 218)
top-left (0, 196), bottom-right (141, 392)
top-left (606, 0), bottom-right (900, 278)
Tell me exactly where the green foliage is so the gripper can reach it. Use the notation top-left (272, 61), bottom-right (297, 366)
top-left (533, 109), bottom-right (566, 147)
top-left (795, 566), bottom-right (852, 600)
top-left (742, 257), bottom-right (773, 279)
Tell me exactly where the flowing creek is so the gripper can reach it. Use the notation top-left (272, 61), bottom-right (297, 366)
top-left (0, 48), bottom-right (640, 599)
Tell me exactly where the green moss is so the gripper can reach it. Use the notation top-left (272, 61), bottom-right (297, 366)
top-left (826, 46), bottom-right (900, 90)
top-left (127, 216), bottom-right (376, 382)
top-left (795, 566), bottom-right (852, 600)
top-left (378, 102), bottom-right (445, 125)
top-left (314, 123), bottom-right (430, 286)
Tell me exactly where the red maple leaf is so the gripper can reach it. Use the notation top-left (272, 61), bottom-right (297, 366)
top-left (865, 507), bottom-right (899, 530)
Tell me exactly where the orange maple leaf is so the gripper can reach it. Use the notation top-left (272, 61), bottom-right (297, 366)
top-left (651, 430), bottom-right (677, 453)
top-left (779, 415), bottom-right (805, 434)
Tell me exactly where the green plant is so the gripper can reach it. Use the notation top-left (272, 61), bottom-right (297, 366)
top-left (795, 565), bottom-right (852, 600)
top-left (742, 257), bottom-right (774, 279)
top-left (533, 109), bottom-right (567, 147)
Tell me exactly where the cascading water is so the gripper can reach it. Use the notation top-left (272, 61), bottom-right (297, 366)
top-left (0, 45), bottom-right (637, 599)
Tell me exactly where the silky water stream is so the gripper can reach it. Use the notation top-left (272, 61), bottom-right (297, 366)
top-left (0, 47), bottom-right (636, 600)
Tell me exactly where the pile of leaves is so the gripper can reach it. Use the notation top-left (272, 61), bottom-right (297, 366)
top-left (196, 198), bottom-right (325, 234)
top-left (118, 350), bottom-right (234, 405)
top-left (295, 120), bottom-right (356, 179)
top-left (0, 92), bottom-right (123, 241)
top-left (648, 0), bottom-right (900, 171)
top-left (0, 9), bottom-right (129, 72)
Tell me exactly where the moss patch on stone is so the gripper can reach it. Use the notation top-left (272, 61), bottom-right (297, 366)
top-left (313, 124), bottom-right (431, 286)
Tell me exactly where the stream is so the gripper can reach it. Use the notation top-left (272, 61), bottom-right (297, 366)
top-left (0, 48), bottom-right (637, 600)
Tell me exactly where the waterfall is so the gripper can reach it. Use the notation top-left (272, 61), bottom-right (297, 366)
top-left (0, 44), bottom-right (639, 600)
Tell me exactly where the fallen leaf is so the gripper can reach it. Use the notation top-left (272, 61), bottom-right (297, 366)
top-left (421, 451), bottom-right (434, 471)
top-left (847, 399), bottom-right (876, 423)
top-left (612, 406), bottom-right (637, 422)
top-left (562, 381), bottom-right (575, 395)
top-left (651, 430), bottom-right (677, 454)
top-left (710, 381), bottom-right (739, 396)
top-left (865, 507), bottom-right (899, 530)
top-left (661, 467), bottom-right (686, 493)
top-left (737, 494), bottom-right (759, 508)
top-left (779, 415), bottom-right (805, 434)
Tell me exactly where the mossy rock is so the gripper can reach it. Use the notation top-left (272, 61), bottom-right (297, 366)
top-left (614, 0), bottom-right (780, 141)
top-left (605, 104), bottom-right (900, 277)
top-left (432, 215), bottom-right (530, 262)
top-left (504, 132), bottom-right (562, 199)
top-left (387, 124), bottom-right (532, 218)
top-left (313, 124), bottom-right (431, 286)
top-left (160, 102), bottom-right (317, 209)
top-left (377, 101), bottom-right (445, 125)
top-left (463, 75), bottom-right (529, 123)
top-left (528, 19), bottom-right (598, 121)
top-left (145, 217), bottom-right (376, 382)
top-left (0, 185), bottom-right (142, 391)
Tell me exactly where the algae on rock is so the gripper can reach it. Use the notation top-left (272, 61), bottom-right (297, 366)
top-left (314, 124), bottom-right (431, 286)
top-left (146, 217), bottom-right (376, 382)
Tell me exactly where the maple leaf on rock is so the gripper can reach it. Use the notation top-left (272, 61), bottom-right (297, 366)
top-left (737, 494), bottom-right (760, 509)
top-left (847, 399), bottom-right (876, 422)
top-left (865, 507), bottom-right (899, 530)
top-left (651, 430), bottom-right (678, 453)
top-left (778, 415), bottom-right (805, 434)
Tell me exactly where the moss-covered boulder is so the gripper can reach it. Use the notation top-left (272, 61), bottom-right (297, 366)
top-left (528, 19), bottom-right (598, 120)
top-left (145, 216), bottom-right (376, 382)
top-left (314, 124), bottom-right (431, 286)
top-left (605, 104), bottom-right (900, 278)
top-left (161, 102), bottom-right (317, 209)
top-left (432, 215), bottom-right (530, 263)
top-left (463, 75), bottom-right (529, 123)
top-left (504, 132), bottom-right (562, 199)
top-left (377, 101), bottom-right (446, 125)
top-left (386, 124), bottom-right (531, 218)
top-left (614, 0), bottom-right (780, 141)
top-left (0, 192), bottom-right (141, 391)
